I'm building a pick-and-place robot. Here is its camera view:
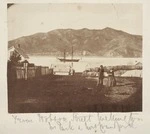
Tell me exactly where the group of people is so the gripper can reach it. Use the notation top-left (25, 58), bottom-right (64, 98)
top-left (97, 65), bottom-right (116, 88)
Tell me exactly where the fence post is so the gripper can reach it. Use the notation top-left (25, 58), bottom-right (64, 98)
top-left (23, 61), bottom-right (28, 80)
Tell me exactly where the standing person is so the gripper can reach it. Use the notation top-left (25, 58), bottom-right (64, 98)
top-left (107, 69), bottom-right (116, 87)
top-left (97, 65), bottom-right (104, 87)
top-left (69, 66), bottom-right (71, 75)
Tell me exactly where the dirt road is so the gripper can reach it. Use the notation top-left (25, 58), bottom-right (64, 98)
top-left (8, 74), bottom-right (142, 113)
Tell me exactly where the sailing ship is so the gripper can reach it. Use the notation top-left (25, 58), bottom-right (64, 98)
top-left (57, 46), bottom-right (80, 62)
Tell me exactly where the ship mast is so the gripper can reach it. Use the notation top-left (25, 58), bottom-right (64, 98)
top-left (64, 49), bottom-right (66, 63)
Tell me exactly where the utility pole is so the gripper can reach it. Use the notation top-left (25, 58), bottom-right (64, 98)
top-left (71, 46), bottom-right (73, 67)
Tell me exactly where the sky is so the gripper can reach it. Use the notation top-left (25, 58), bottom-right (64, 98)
top-left (7, 3), bottom-right (142, 41)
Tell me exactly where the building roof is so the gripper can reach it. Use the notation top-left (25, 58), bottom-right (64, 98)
top-left (135, 62), bottom-right (142, 66)
top-left (9, 45), bottom-right (29, 59)
top-left (121, 70), bottom-right (142, 77)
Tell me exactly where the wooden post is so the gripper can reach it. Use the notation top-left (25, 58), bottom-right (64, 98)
top-left (25, 64), bottom-right (28, 80)
top-left (23, 60), bottom-right (28, 80)
top-left (71, 46), bottom-right (73, 68)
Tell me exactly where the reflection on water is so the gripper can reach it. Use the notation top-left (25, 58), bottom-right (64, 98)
top-left (28, 56), bottom-right (142, 72)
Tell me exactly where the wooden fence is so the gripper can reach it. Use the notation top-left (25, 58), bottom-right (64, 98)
top-left (84, 65), bottom-right (142, 72)
top-left (82, 65), bottom-right (142, 77)
top-left (16, 66), bottom-right (53, 80)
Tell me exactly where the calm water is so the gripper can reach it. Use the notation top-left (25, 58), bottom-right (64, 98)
top-left (28, 56), bottom-right (142, 72)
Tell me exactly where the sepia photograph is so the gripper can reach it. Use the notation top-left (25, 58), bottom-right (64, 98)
top-left (7, 3), bottom-right (142, 113)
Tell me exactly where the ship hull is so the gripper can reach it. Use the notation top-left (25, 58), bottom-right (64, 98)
top-left (57, 58), bottom-right (80, 62)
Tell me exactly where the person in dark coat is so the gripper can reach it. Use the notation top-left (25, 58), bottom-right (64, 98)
top-left (97, 65), bottom-right (104, 87)
top-left (107, 69), bottom-right (116, 87)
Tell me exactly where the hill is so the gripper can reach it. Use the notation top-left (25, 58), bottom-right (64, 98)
top-left (8, 27), bottom-right (142, 57)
